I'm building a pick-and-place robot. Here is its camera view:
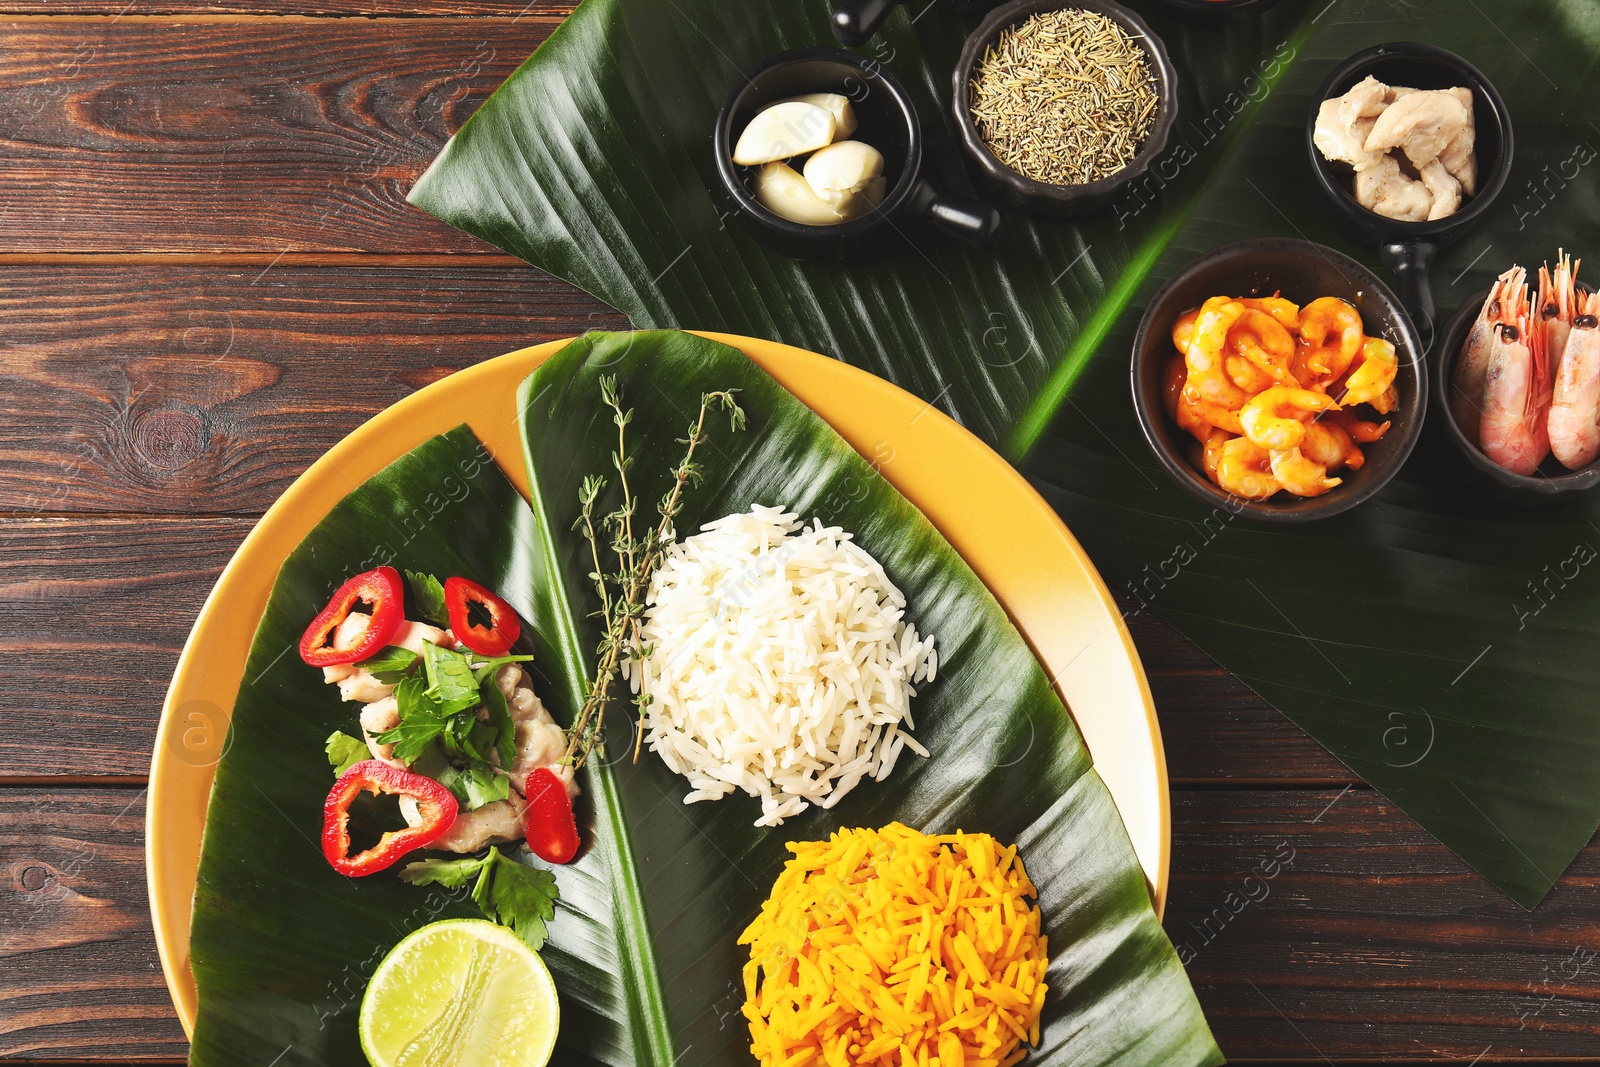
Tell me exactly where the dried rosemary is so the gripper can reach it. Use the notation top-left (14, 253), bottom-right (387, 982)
top-left (564, 375), bottom-right (745, 770)
top-left (969, 8), bottom-right (1159, 187)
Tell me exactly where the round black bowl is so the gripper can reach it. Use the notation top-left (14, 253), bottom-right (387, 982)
top-left (713, 48), bottom-right (1001, 260)
top-left (1132, 238), bottom-right (1428, 522)
top-left (1306, 42), bottom-right (1514, 351)
top-left (831, 0), bottom-right (1002, 47)
top-left (1432, 285), bottom-right (1600, 502)
top-left (951, 0), bottom-right (1179, 218)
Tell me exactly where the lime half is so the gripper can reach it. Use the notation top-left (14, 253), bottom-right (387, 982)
top-left (359, 918), bottom-right (559, 1067)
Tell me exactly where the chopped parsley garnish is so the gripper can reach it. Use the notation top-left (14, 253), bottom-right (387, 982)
top-left (400, 846), bottom-right (559, 950)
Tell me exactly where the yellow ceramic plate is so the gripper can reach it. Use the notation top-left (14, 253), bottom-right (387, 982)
top-left (148, 332), bottom-right (1169, 1036)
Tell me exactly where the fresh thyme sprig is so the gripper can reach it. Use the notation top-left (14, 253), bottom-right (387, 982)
top-left (564, 375), bottom-right (745, 770)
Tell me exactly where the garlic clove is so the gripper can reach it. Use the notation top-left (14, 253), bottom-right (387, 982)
top-left (732, 102), bottom-right (836, 166)
top-left (753, 161), bottom-right (845, 226)
top-left (802, 140), bottom-right (886, 216)
top-left (776, 93), bottom-right (859, 139)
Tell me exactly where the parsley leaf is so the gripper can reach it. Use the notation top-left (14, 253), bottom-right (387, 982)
top-left (376, 675), bottom-right (450, 763)
top-left (482, 681), bottom-right (518, 771)
top-left (400, 846), bottom-right (560, 951)
top-left (475, 849), bottom-right (559, 951)
top-left (358, 645), bottom-right (419, 684)
top-left (324, 731), bottom-right (368, 777)
top-left (424, 642), bottom-right (481, 717)
top-left (405, 569), bottom-right (450, 628)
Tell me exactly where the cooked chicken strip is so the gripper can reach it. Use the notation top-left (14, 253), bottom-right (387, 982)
top-left (1314, 98), bottom-right (1384, 171)
top-left (1363, 89), bottom-right (1470, 170)
top-left (359, 696), bottom-right (404, 767)
top-left (407, 793), bottom-right (528, 853)
top-left (1420, 159), bottom-right (1462, 220)
top-left (1354, 155), bottom-right (1434, 221)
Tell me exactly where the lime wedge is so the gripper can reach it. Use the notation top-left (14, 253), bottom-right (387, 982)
top-left (359, 918), bottom-right (559, 1067)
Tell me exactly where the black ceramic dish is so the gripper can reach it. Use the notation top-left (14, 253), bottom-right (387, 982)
top-left (1131, 238), bottom-right (1427, 522)
top-left (1432, 285), bottom-right (1600, 502)
top-left (713, 48), bottom-right (1002, 260)
top-left (951, 0), bottom-right (1178, 218)
top-left (1154, 0), bottom-right (1279, 14)
top-left (1306, 42), bottom-right (1514, 352)
top-left (831, 0), bottom-right (1001, 47)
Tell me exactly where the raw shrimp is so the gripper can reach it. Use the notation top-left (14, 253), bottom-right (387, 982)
top-left (1302, 420), bottom-right (1361, 472)
top-left (1296, 297), bottom-right (1365, 382)
top-left (1537, 252), bottom-right (1579, 380)
top-left (1480, 276), bottom-right (1551, 475)
top-left (1186, 298), bottom-right (1251, 406)
top-left (1270, 446), bottom-right (1342, 497)
top-left (1548, 289), bottom-right (1600, 470)
top-left (1229, 308), bottom-right (1299, 386)
top-left (1215, 437), bottom-right (1282, 500)
top-left (1452, 269), bottom-right (1519, 441)
top-left (1340, 337), bottom-right (1399, 407)
top-left (1240, 386), bottom-right (1339, 450)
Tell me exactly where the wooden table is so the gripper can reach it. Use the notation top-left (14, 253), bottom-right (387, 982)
top-left (3, 3), bottom-right (1598, 1063)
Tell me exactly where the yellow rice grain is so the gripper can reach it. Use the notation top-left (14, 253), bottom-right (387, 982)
top-left (739, 823), bottom-right (1050, 1067)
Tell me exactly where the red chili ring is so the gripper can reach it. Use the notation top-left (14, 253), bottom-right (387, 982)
top-left (444, 576), bottom-right (523, 657)
top-left (298, 566), bottom-right (405, 668)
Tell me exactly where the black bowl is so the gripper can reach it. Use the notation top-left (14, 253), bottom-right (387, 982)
top-left (1153, 0), bottom-right (1279, 13)
top-left (1132, 238), bottom-right (1427, 522)
top-left (951, 0), bottom-right (1179, 218)
top-left (831, 0), bottom-right (1002, 47)
top-left (713, 48), bottom-right (1001, 260)
top-left (1432, 285), bottom-right (1600, 502)
top-left (1306, 42), bottom-right (1514, 350)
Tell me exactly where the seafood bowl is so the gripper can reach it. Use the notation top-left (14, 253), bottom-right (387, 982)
top-left (713, 48), bottom-right (1002, 259)
top-left (1433, 286), bottom-right (1600, 501)
top-left (1305, 42), bottom-right (1514, 347)
top-left (1131, 237), bottom-right (1427, 523)
top-left (950, 0), bottom-right (1178, 219)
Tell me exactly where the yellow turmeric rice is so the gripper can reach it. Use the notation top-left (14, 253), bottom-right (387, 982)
top-left (739, 822), bottom-right (1049, 1067)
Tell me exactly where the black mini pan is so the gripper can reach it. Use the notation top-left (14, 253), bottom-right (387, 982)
top-left (713, 48), bottom-right (1002, 260)
top-left (1305, 43), bottom-right (1514, 354)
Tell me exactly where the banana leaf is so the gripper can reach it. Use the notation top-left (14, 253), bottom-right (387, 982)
top-left (187, 332), bottom-right (1222, 1065)
top-left (408, 0), bottom-right (1600, 906)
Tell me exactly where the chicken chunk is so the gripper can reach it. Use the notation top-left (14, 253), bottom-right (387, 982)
top-left (1354, 155), bottom-right (1434, 222)
top-left (406, 794), bottom-right (528, 853)
top-left (1363, 89), bottom-right (1471, 170)
top-left (359, 696), bottom-right (404, 767)
top-left (1419, 159), bottom-right (1462, 220)
top-left (1313, 97), bottom-right (1384, 171)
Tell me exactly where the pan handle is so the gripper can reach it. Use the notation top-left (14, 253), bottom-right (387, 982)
top-left (831, 0), bottom-right (904, 46)
top-left (906, 179), bottom-right (1002, 247)
top-left (1379, 239), bottom-right (1438, 355)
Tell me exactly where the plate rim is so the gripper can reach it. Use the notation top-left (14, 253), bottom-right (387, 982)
top-left (148, 330), bottom-right (1169, 1036)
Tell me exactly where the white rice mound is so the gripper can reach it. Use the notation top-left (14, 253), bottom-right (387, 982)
top-left (625, 504), bottom-right (938, 827)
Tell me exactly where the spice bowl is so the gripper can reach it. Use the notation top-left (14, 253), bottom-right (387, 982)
top-left (1431, 286), bottom-right (1600, 502)
top-left (1306, 42), bottom-right (1514, 350)
top-left (1130, 238), bottom-right (1427, 523)
top-left (950, 0), bottom-right (1178, 218)
top-left (713, 48), bottom-right (1002, 260)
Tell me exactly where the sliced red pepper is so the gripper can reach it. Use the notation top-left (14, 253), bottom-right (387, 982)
top-left (321, 760), bottom-right (458, 877)
top-left (299, 566), bottom-right (404, 667)
top-left (444, 576), bottom-right (522, 657)
top-left (524, 767), bottom-right (579, 865)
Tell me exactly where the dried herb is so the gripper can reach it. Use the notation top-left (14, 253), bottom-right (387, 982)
top-left (969, 8), bottom-right (1159, 187)
top-left (566, 375), bottom-right (745, 769)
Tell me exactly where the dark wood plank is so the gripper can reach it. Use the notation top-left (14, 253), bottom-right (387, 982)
top-left (0, 787), bottom-right (187, 1058)
top-left (0, 263), bottom-right (625, 515)
top-left (0, 517), bottom-right (250, 778)
top-left (0, 17), bottom-right (554, 253)
top-left (1170, 788), bottom-right (1600, 1062)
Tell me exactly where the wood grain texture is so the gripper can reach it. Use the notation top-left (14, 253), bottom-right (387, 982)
top-left (1170, 789), bottom-right (1600, 1062)
top-left (0, 787), bottom-right (187, 1058)
top-left (0, 264), bottom-right (624, 515)
top-left (0, 18), bottom-right (553, 253)
top-left (10, 786), bottom-right (1600, 1061)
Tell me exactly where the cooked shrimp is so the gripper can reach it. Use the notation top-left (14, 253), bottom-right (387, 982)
top-left (1202, 429), bottom-right (1231, 480)
top-left (1340, 337), bottom-right (1399, 407)
top-left (1270, 446), bottom-right (1342, 497)
top-left (1297, 297), bottom-right (1364, 381)
top-left (1480, 275), bottom-right (1551, 475)
top-left (1215, 436), bottom-right (1282, 500)
top-left (1187, 298), bottom-right (1251, 406)
top-left (1226, 352), bottom-right (1277, 393)
top-left (1229, 308), bottom-right (1299, 386)
top-left (1172, 308), bottom-right (1200, 355)
top-left (1538, 252), bottom-right (1579, 380)
top-left (1240, 295), bottom-right (1301, 331)
top-left (1328, 408), bottom-right (1390, 443)
top-left (1178, 386), bottom-right (1245, 438)
top-left (1302, 420), bottom-right (1360, 472)
top-left (1240, 386), bottom-right (1338, 450)
top-left (1549, 289), bottom-right (1600, 470)
top-left (1452, 269), bottom-right (1518, 441)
